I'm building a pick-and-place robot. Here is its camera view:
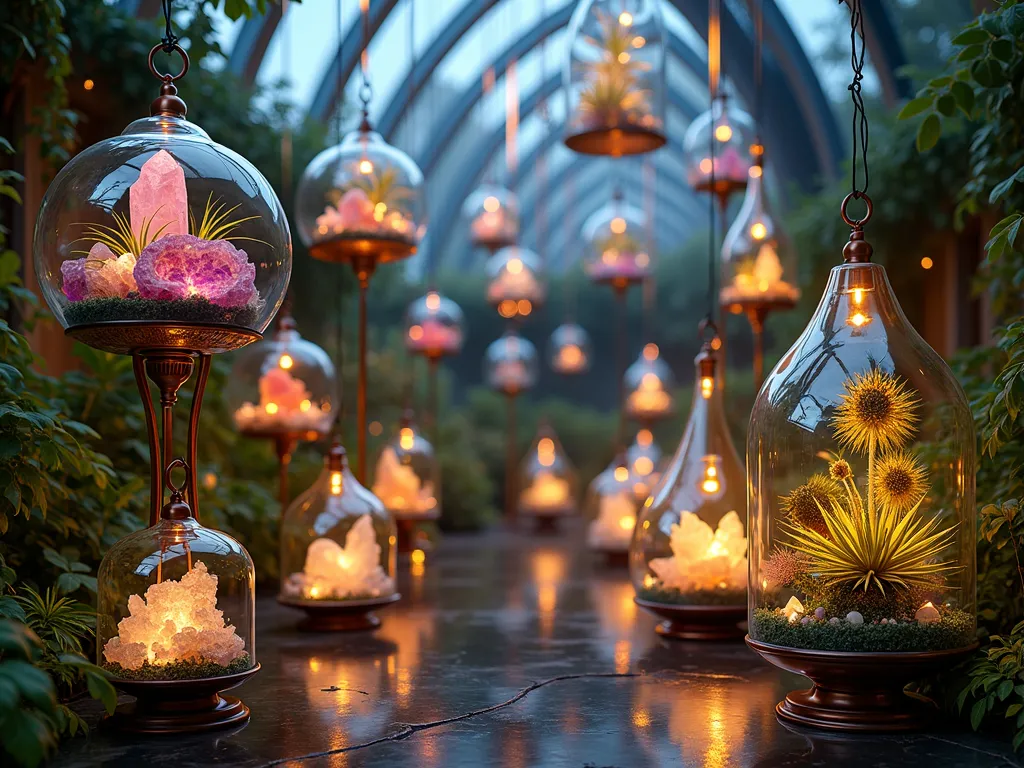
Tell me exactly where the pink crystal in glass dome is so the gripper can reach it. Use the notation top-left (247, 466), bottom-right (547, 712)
top-left (33, 115), bottom-right (291, 333)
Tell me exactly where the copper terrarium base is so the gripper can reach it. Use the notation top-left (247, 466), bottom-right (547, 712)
top-left (746, 637), bottom-right (979, 732)
top-left (279, 594), bottom-right (401, 632)
top-left (106, 665), bottom-right (260, 734)
top-left (309, 235), bottom-right (416, 268)
top-left (635, 599), bottom-right (746, 641)
top-left (66, 321), bottom-right (260, 356)
top-left (564, 124), bottom-right (666, 157)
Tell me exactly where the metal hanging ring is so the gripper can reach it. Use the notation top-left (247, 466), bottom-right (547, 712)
top-left (148, 43), bottom-right (190, 83)
top-left (840, 192), bottom-right (872, 229)
top-left (359, 81), bottom-right (373, 106)
top-left (697, 317), bottom-right (719, 344)
top-left (164, 457), bottom-right (190, 494)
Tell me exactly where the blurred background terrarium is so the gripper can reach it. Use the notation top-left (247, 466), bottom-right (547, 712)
top-left (631, 341), bottom-right (747, 639)
top-left (485, 246), bottom-right (546, 322)
top-left (549, 322), bottom-right (592, 375)
top-left (279, 443), bottom-right (399, 631)
top-left (585, 453), bottom-right (639, 565)
top-left (518, 424), bottom-right (578, 528)
top-left (405, 290), bottom-right (465, 361)
top-left (626, 428), bottom-right (662, 503)
top-left (484, 331), bottom-right (540, 397)
top-left (564, 0), bottom-right (666, 156)
top-left (623, 343), bottom-right (675, 424)
top-left (682, 87), bottom-right (755, 207)
top-left (582, 189), bottom-right (651, 292)
top-left (463, 183), bottom-right (520, 252)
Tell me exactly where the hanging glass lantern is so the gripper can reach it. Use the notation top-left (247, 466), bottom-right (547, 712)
top-left (582, 189), bottom-right (651, 292)
top-left (745, 197), bottom-right (977, 729)
top-left (280, 442), bottom-right (399, 631)
top-left (623, 343), bottom-right (675, 424)
top-left (564, 0), bottom-right (667, 156)
top-left (485, 246), bottom-right (546, 321)
top-left (97, 460), bottom-right (257, 731)
top-left (682, 89), bottom-right (755, 206)
top-left (463, 183), bottom-right (520, 252)
top-left (549, 322), bottom-right (592, 375)
top-left (295, 122), bottom-right (424, 268)
top-left (631, 340), bottom-right (747, 640)
top-left (484, 331), bottom-right (540, 397)
top-left (405, 290), bottom-right (465, 361)
top-left (626, 428), bottom-right (662, 503)
top-left (585, 453), bottom-right (639, 564)
top-left (518, 423), bottom-right (578, 525)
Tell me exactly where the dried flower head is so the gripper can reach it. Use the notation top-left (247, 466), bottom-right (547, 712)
top-left (874, 452), bottom-right (928, 515)
top-left (829, 458), bottom-right (852, 482)
top-left (832, 369), bottom-right (919, 455)
top-left (780, 474), bottom-right (839, 536)
top-left (761, 548), bottom-right (811, 589)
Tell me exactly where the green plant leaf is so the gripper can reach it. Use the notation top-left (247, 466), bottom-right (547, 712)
top-left (951, 81), bottom-right (975, 116)
top-left (898, 95), bottom-right (935, 120)
top-left (990, 167), bottom-right (1024, 205)
top-left (972, 697), bottom-right (988, 730)
top-left (916, 113), bottom-right (942, 152)
top-left (951, 27), bottom-right (990, 45)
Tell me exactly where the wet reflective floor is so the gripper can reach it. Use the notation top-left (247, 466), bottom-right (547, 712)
top-left (57, 522), bottom-right (1020, 767)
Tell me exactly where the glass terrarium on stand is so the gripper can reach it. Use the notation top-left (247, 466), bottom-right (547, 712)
top-left (226, 310), bottom-right (336, 512)
top-left (564, 0), bottom-right (667, 156)
top-left (631, 339), bottom-right (747, 640)
top-left (280, 442), bottom-right (399, 631)
top-left (405, 290), bottom-right (464, 435)
top-left (463, 183), bottom-right (520, 252)
top-left (682, 88), bottom-right (755, 210)
top-left (626, 428), bottom-right (662, 503)
top-left (624, 343), bottom-right (675, 425)
top-left (549, 322), bottom-right (592, 375)
top-left (486, 246), bottom-right (546, 322)
top-left (582, 190), bottom-right (651, 293)
top-left (518, 423), bottom-right (578, 531)
top-left (585, 453), bottom-right (639, 567)
top-left (745, 198), bottom-right (978, 731)
top-left (371, 410), bottom-right (440, 556)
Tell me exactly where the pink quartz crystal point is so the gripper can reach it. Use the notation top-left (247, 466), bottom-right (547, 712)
top-left (130, 149), bottom-right (188, 243)
top-left (259, 366), bottom-right (310, 412)
top-left (336, 188), bottom-right (376, 231)
top-left (135, 234), bottom-right (257, 307)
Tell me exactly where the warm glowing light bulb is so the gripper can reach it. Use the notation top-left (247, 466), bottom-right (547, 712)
top-left (614, 466), bottom-right (629, 482)
top-left (538, 438), bottom-right (554, 454)
top-left (617, 52), bottom-right (631, 64)
top-left (700, 456), bottom-right (721, 495)
top-left (330, 471), bottom-right (343, 496)
top-left (633, 456), bottom-right (654, 476)
top-left (618, 11), bottom-right (633, 25)
top-left (411, 549), bottom-right (426, 565)
top-left (560, 345), bottom-right (583, 368)
top-left (640, 372), bottom-right (660, 390)
top-left (373, 202), bottom-right (387, 221)
top-left (637, 429), bottom-right (652, 447)
top-left (84, 78), bottom-right (95, 91)
top-left (498, 300), bottom-right (516, 318)
top-left (715, 124), bottom-right (733, 142)
top-left (701, 376), bottom-right (714, 399)
top-left (749, 165), bottom-right (763, 179)
top-left (642, 343), bottom-right (659, 361)
top-left (618, 514), bottom-right (635, 531)
top-left (483, 195), bottom-right (500, 213)
top-left (300, 399), bottom-right (312, 412)
top-left (610, 217), bottom-right (627, 235)
top-left (750, 222), bottom-right (767, 241)
top-left (265, 402), bottom-right (279, 415)
top-left (408, 324), bottom-right (424, 341)
top-left (358, 159), bottom-right (374, 174)
top-left (278, 353), bottom-right (294, 369)
top-left (507, 258), bottom-right (523, 275)
top-left (425, 292), bottom-right (441, 310)
top-left (632, 35), bottom-right (646, 48)
top-left (636, 253), bottom-right (650, 268)
top-left (699, 158), bottom-right (713, 174)
top-left (517, 299), bottom-right (532, 316)
top-left (399, 427), bottom-right (415, 451)
top-left (920, 256), bottom-right (933, 270)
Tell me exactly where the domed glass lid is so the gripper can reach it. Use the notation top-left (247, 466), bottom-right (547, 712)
top-left (484, 331), bottom-right (539, 396)
top-left (486, 246), bottom-right (546, 320)
top-left (463, 183), bottom-right (520, 251)
top-left (624, 343), bottom-right (675, 423)
top-left (405, 290), bottom-right (465, 360)
top-left (549, 322), bottom-right (592, 375)
top-left (582, 190), bottom-right (651, 291)
top-left (683, 89), bottom-right (755, 200)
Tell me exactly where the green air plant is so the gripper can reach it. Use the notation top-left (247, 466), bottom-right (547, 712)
top-left (74, 209), bottom-right (169, 258)
top-left (576, 10), bottom-right (652, 126)
top-left (350, 165), bottom-right (413, 209)
top-left (189, 192), bottom-right (263, 244)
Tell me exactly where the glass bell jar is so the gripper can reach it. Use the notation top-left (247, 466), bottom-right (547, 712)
top-left (624, 343), bottom-right (675, 424)
top-left (33, 83), bottom-right (290, 354)
top-left (564, 0), bottom-right (667, 156)
top-left (463, 183), bottom-right (520, 251)
top-left (371, 410), bottom-right (440, 522)
top-left (518, 424), bottom-right (578, 522)
top-left (405, 290), bottom-right (465, 361)
top-left (295, 123), bottom-right (424, 267)
top-left (582, 189), bottom-right (651, 292)
top-left (226, 311), bottom-right (337, 440)
top-left (279, 442), bottom-right (399, 631)
top-left (720, 150), bottom-right (800, 316)
top-left (486, 246), bottom-right (546, 321)
top-left (630, 340), bottom-right (747, 640)
top-left (485, 331), bottom-right (540, 396)
top-left (683, 88), bottom-right (755, 204)
top-left (627, 428), bottom-right (662, 503)
top-left (549, 322), bottom-right (592, 375)
top-left (745, 209), bottom-right (977, 728)
top-left (585, 453), bottom-right (639, 562)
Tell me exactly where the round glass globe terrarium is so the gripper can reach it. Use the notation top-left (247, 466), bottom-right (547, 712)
top-left (485, 331), bottom-right (540, 396)
top-left (624, 343), bottom-right (675, 424)
top-left (631, 341), bottom-right (747, 640)
top-left (279, 442), bottom-right (399, 631)
top-left (585, 453), bottom-right (639, 565)
top-left (518, 424), bottom-right (578, 527)
top-left (745, 204), bottom-right (978, 731)
top-left (486, 246), bottom-right (546, 321)
top-left (682, 90), bottom-right (754, 206)
top-left (582, 191), bottom-right (651, 292)
top-left (405, 290), bottom-right (464, 361)
top-left (549, 322), bottom-right (592, 375)
top-left (464, 183), bottom-right (520, 251)
top-left (564, 0), bottom-right (667, 156)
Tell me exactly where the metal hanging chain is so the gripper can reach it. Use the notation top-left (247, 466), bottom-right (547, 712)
top-left (335, 0), bottom-right (344, 145)
top-left (705, 86), bottom-right (718, 333)
top-left (754, 0), bottom-right (764, 143)
top-left (359, 0), bottom-right (373, 126)
top-left (846, 0), bottom-right (869, 199)
top-left (161, 0), bottom-right (178, 51)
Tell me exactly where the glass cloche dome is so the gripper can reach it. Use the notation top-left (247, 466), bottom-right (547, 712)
top-left (585, 453), bottom-right (639, 557)
top-left (518, 424), bottom-right (578, 520)
top-left (564, 0), bottom-right (667, 156)
top-left (405, 290), bottom-right (465, 361)
top-left (485, 331), bottom-right (540, 396)
top-left (295, 123), bottom-right (424, 267)
top-left (371, 410), bottom-right (439, 521)
top-left (624, 343), bottom-right (675, 424)
top-left (34, 105), bottom-right (290, 353)
top-left (582, 189), bottom-right (651, 292)
top-left (486, 246), bottom-right (546, 321)
top-left (549, 322), bottom-right (592, 375)
top-left (683, 89), bottom-right (755, 203)
top-left (627, 428), bottom-right (663, 503)
top-left (463, 183), bottom-right (520, 251)
top-left (226, 311), bottom-right (337, 439)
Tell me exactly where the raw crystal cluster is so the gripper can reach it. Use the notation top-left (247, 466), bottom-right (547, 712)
top-left (688, 145), bottom-right (749, 190)
top-left (134, 234), bottom-right (257, 307)
top-left (486, 269), bottom-right (542, 305)
top-left (625, 374), bottom-right (672, 420)
top-left (587, 491), bottom-right (637, 552)
top-left (372, 447), bottom-right (436, 517)
top-left (520, 472), bottom-right (573, 514)
top-left (61, 244), bottom-right (138, 301)
top-left (407, 319), bottom-right (463, 357)
top-left (647, 511), bottom-right (748, 596)
top-left (103, 561), bottom-right (246, 672)
top-left (720, 243), bottom-right (800, 305)
top-left (315, 188), bottom-right (414, 242)
top-left (234, 366), bottom-right (330, 434)
top-left (283, 514), bottom-right (395, 601)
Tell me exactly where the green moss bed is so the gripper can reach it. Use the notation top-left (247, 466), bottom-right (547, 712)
top-left (65, 295), bottom-right (258, 328)
top-left (637, 585), bottom-right (747, 607)
top-left (749, 608), bottom-right (974, 652)
top-left (104, 654), bottom-right (253, 681)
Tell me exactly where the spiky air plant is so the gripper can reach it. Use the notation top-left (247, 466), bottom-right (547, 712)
top-left (780, 474), bottom-right (841, 537)
top-left (873, 452), bottom-right (929, 515)
top-left (75, 209), bottom-right (170, 257)
top-left (190, 192), bottom-right (263, 245)
top-left (576, 10), bottom-right (652, 126)
top-left (351, 165), bottom-right (413, 210)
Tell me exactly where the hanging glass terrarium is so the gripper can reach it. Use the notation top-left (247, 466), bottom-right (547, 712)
top-left (682, 89), bottom-right (755, 206)
top-left (280, 442), bottom-right (399, 631)
top-left (464, 183), bottom-right (520, 252)
top-left (626, 428), bottom-right (662, 503)
top-left (485, 331), bottom-right (540, 396)
top-left (518, 423), bottom-right (578, 526)
top-left (564, 0), bottom-right (667, 156)
top-left (623, 343), bottom-right (675, 424)
top-left (745, 195), bottom-right (977, 730)
top-left (486, 246), bottom-right (546, 321)
top-left (404, 290), bottom-right (464, 361)
top-left (631, 339), bottom-right (747, 640)
top-left (582, 189), bottom-right (651, 292)
top-left (549, 322), bottom-right (592, 375)
top-left (585, 453), bottom-right (639, 565)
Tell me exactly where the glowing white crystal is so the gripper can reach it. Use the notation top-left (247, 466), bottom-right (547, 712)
top-left (520, 471), bottom-right (572, 513)
top-left (587, 491), bottom-right (637, 552)
top-left (371, 447), bottom-right (435, 516)
top-left (284, 515), bottom-right (395, 600)
top-left (647, 510), bottom-right (748, 594)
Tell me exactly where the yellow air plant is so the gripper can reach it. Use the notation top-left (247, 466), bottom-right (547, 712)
top-left (350, 166), bottom-right (413, 209)
top-left (190, 193), bottom-right (264, 245)
top-left (577, 10), bottom-right (652, 124)
top-left (75, 209), bottom-right (170, 258)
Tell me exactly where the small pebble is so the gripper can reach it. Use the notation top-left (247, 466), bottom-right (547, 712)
top-left (829, 617), bottom-right (840, 625)
top-left (814, 607), bottom-right (825, 620)
top-left (881, 618), bottom-right (887, 625)
top-left (846, 611), bottom-right (864, 626)
top-left (800, 616), bottom-right (811, 625)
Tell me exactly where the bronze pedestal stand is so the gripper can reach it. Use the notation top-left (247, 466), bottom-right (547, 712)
top-left (723, 297), bottom-right (797, 389)
top-left (394, 512), bottom-right (440, 555)
top-left (238, 428), bottom-right (323, 514)
top-left (564, 122), bottom-right (667, 158)
top-left (635, 598), bottom-right (746, 641)
top-left (279, 593), bottom-right (401, 632)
